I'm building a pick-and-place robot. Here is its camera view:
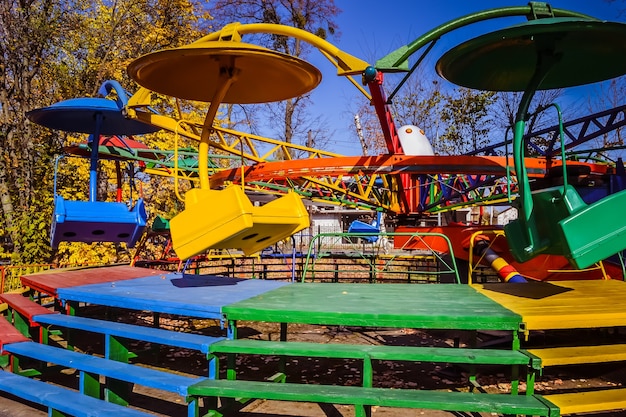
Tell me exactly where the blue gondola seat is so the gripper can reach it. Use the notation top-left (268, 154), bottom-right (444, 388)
top-left (51, 196), bottom-right (147, 248)
top-left (347, 212), bottom-right (383, 243)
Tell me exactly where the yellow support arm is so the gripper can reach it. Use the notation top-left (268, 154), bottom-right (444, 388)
top-left (194, 22), bottom-right (370, 77)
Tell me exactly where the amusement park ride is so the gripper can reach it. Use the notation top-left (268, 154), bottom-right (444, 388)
top-left (10, 4), bottom-right (626, 417)
top-left (26, 2), bottom-right (626, 282)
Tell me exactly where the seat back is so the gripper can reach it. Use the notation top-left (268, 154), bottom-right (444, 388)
top-left (505, 185), bottom-right (587, 263)
top-left (560, 189), bottom-right (626, 269)
top-left (212, 191), bottom-right (310, 256)
top-left (508, 180), bottom-right (626, 269)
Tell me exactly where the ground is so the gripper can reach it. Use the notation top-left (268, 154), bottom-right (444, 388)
top-left (2, 305), bottom-right (626, 417)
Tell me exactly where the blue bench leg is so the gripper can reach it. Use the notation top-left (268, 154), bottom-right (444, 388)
top-left (187, 396), bottom-right (200, 417)
top-left (49, 407), bottom-right (70, 417)
top-left (208, 354), bottom-right (218, 379)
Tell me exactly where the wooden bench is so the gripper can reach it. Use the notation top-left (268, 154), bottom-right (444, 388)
top-left (543, 388), bottom-right (626, 415)
top-left (0, 292), bottom-right (57, 342)
top-left (0, 370), bottom-right (154, 417)
top-left (0, 316), bottom-right (30, 369)
top-left (210, 339), bottom-right (540, 393)
top-left (0, 316), bottom-right (30, 350)
top-left (1, 292), bottom-right (224, 375)
top-left (525, 344), bottom-right (626, 414)
top-left (211, 338), bottom-right (537, 365)
top-left (187, 378), bottom-right (559, 417)
top-left (33, 313), bottom-right (224, 375)
top-left (3, 340), bottom-right (205, 412)
top-left (526, 344), bottom-right (626, 368)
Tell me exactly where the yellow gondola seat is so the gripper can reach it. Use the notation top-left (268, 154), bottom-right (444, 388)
top-left (211, 191), bottom-right (309, 256)
top-left (170, 186), bottom-right (309, 259)
top-left (170, 186), bottom-right (254, 260)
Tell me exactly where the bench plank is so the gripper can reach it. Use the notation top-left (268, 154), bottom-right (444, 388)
top-left (544, 388), bottom-right (626, 415)
top-left (528, 344), bottom-right (626, 415)
top-left (0, 293), bottom-right (56, 322)
top-left (210, 339), bottom-right (533, 365)
top-left (0, 370), bottom-right (153, 417)
top-left (0, 317), bottom-right (29, 350)
top-left (34, 313), bottom-right (224, 354)
top-left (3, 341), bottom-right (204, 396)
top-left (526, 344), bottom-right (626, 367)
top-left (188, 379), bottom-right (559, 416)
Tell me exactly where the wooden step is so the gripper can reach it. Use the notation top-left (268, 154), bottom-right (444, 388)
top-left (544, 388), bottom-right (626, 415)
top-left (4, 341), bottom-right (204, 396)
top-left (0, 317), bottom-right (29, 350)
top-left (188, 378), bottom-right (559, 416)
top-left (0, 293), bottom-right (57, 342)
top-left (0, 370), bottom-right (154, 417)
top-left (526, 344), bottom-right (626, 367)
top-left (211, 339), bottom-right (534, 365)
top-left (34, 313), bottom-right (224, 354)
top-left (210, 339), bottom-right (537, 393)
top-left (0, 293), bottom-right (56, 323)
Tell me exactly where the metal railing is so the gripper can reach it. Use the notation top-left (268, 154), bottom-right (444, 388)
top-left (0, 263), bottom-right (106, 293)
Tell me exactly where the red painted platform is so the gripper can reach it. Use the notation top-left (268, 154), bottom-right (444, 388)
top-left (20, 265), bottom-right (165, 296)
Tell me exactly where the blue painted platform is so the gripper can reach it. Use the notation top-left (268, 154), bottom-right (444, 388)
top-left (55, 272), bottom-right (289, 319)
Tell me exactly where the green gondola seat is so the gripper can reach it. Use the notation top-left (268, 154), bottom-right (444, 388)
top-left (505, 184), bottom-right (626, 269)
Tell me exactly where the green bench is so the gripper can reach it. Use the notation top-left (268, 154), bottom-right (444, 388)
top-left (208, 339), bottom-right (544, 417)
top-left (187, 378), bottom-right (559, 417)
top-left (210, 339), bottom-right (540, 389)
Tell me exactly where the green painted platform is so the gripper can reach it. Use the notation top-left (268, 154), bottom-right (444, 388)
top-left (222, 283), bottom-right (522, 331)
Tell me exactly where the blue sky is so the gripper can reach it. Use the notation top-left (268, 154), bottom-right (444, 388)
top-left (304, 0), bottom-right (625, 154)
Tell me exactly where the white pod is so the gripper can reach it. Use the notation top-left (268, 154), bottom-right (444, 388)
top-left (398, 125), bottom-right (434, 156)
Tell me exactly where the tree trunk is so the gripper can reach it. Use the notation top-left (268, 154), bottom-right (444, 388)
top-left (0, 176), bottom-right (19, 250)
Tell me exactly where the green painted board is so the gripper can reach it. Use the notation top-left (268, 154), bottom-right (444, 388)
top-left (210, 339), bottom-right (531, 364)
top-left (223, 283), bottom-right (521, 331)
top-left (188, 379), bottom-right (557, 416)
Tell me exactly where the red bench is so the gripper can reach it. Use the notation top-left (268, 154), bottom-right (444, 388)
top-left (0, 316), bottom-right (30, 370)
top-left (0, 293), bottom-right (57, 342)
top-left (0, 316), bottom-right (29, 350)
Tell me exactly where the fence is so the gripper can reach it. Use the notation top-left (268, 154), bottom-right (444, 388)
top-left (1, 230), bottom-right (467, 291)
top-left (0, 263), bottom-right (105, 293)
top-left (1, 264), bottom-right (55, 293)
top-left (179, 230), bottom-right (462, 284)
top-left (300, 231), bottom-right (461, 284)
